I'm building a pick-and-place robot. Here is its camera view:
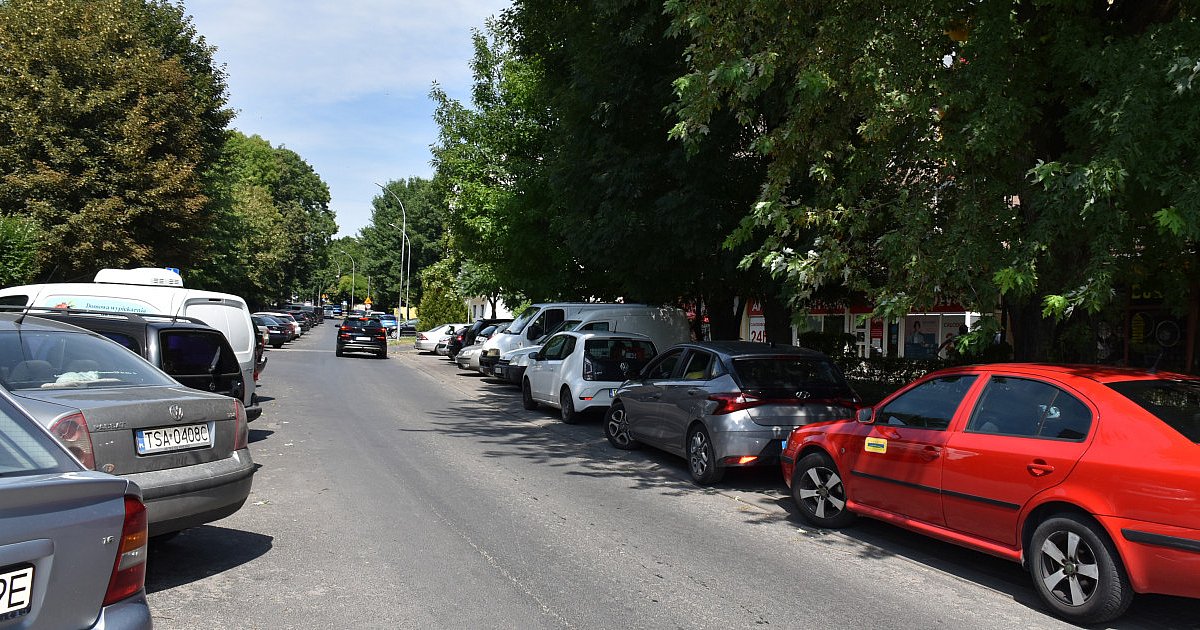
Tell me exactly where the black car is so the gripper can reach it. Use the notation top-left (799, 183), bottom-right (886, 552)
top-left (447, 318), bottom-right (512, 359)
top-left (336, 316), bottom-right (388, 358)
top-left (253, 314), bottom-right (290, 348)
top-left (22, 307), bottom-right (262, 420)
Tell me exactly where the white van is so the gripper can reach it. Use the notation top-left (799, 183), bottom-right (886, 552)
top-left (0, 268), bottom-right (261, 418)
top-left (482, 303), bottom-right (690, 380)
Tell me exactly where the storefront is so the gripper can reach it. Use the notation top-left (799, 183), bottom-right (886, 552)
top-left (776, 300), bottom-right (979, 359)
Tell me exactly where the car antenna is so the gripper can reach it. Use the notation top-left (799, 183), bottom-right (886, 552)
top-left (1149, 349), bottom-right (1163, 374)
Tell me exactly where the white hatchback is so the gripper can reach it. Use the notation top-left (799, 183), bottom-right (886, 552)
top-left (522, 331), bottom-right (657, 424)
top-left (414, 323), bottom-right (468, 352)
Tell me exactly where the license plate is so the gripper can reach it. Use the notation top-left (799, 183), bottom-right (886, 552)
top-left (0, 564), bottom-right (34, 617)
top-left (356, 336), bottom-right (371, 341)
top-left (136, 423), bottom-right (212, 455)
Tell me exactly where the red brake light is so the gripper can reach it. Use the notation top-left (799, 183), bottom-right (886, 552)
top-left (103, 495), bottom-right (147, 605)
top-left (418, 333), bottom-right (428, 341)
top-left (50, 413), bottom-right (95, 469)
top-left (233, 400), bottom-right (248, 450)
top-left (707, 393), bottom-right (765, 415)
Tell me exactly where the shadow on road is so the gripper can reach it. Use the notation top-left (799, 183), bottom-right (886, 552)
top-left (146, 526), bottom-right (273, 593)
top-left (248, 428), bottom-right (273, 443)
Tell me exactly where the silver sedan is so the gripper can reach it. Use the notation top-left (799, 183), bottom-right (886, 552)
top-left (0, 388), bottom-right (151, 629)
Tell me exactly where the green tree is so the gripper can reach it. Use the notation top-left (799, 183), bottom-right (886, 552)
top-left (668, 0), bottom-right (1200, 359)
top-left (0, 215), bottom-right (42, 286)
top-left (0, 0), bottom-right (231, 280)
top-left (361, 178), bottom-right (445, 313)
top-left (417, 258), bottom-right (469, 328)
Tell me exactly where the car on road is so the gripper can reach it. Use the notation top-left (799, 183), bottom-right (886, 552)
top-left (523, 331), bottom-right (657, 424)
top-left (415, 323), bottom-right (467, 353)
top-left (0, 314), bottom-right (255, 537)
top-left (376, 313), bottom-right (399, 337)
top-left (336, 316), bottom-right (388, 358)
top-left (253, 314), bottom-right (291, 348)
top-left (255, 311), bottom-right (301, 340)
top-left (605, 341), bottom-right (859, 485)
top-left (0, 387), bottom-right (152, 629)
top-left (780, 363), bottom-right (1200, 624)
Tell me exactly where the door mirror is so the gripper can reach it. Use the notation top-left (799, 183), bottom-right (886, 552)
top-left (529, 352), bottom-right (542, 362)
top-left (856, 407), bottom-right (874, 424)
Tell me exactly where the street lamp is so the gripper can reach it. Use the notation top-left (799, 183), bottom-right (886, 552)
top-left (376, 182), bottom-right (410, 320)
top-left (338, 250), bottom-right (356, 311)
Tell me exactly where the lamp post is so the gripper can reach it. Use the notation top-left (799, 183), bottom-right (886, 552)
top-left (389, 225), bottom-right (412, 320)
top-left (376, 182), bottom-right (409, 321)
top-left (339, 251), bottom-right (356, 311)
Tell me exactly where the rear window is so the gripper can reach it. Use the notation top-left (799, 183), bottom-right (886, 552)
top-left (583, 339), bottom-right (657, 380)
top-left (342, 318), bottom-right (382, 331)
top-left (0, 330), bottom-right (174, 390)
top-left (0, 399), bottom-right (76, 476)
top-left (160, 331), bottom-right (240, 376)
top-left (1108, 379), bottom-right (1200, 443)
top-left (731, 356), bottom-right (853, 398)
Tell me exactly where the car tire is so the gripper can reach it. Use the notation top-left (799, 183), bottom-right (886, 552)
top-left (1029, 514), bottom-right (1132, 624)
top-left (560, 387), bottom-right (579, 424)
top-left (686, 425), bottom-right (724, 485)
top-left (335, 347), bottom-right (344, 357)
top-left (271, 342), bottom-right (283, 349)
top-left (603, 403), bottom-right (640, 450)
top-left (378, 349), bottom-right (387, 359)
top-left (521, 378), bottom-right (538, 410)
top-left (792, 451), bottom-right (856, 528)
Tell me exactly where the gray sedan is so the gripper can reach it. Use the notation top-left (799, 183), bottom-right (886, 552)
top-left (0, 314), bottom-right (255, 537)
top-left (0, 387), bottom-right (151, 629)
top-left (604, 341), bottom-right (860, 484)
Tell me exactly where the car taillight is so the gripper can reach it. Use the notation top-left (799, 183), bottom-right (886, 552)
top-left (582, 356), bottom-right (596, 381)
top-left (103, 495), bottom-right (147, 606)
top-left (50, 413), bottom-right (95, 469)
top-left (233, 400), bottom-right (248, 450)
top-left (418, 333), bottom-right (428, 340)
top-left (708, 393), bottom-right (765, 415)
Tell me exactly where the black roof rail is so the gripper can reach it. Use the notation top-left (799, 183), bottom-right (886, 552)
top-left (0, 305), bottom-right (208, 327)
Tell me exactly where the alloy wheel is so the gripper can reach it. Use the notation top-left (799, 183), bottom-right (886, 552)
top-left (797, 465), bottom-right (846, 521)
top-left (1036, 529), bottom-right (1101, 608)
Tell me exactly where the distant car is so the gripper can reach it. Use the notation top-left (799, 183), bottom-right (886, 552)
top-left (253, 314), bottom-right (290, 348)
top-left (397, 319), bottom-right (419, 336)
top-left (0, 314), bottom-right (255, 537)
top-left (781, 363), bottom-right (1200, 624)
top-left (336, 316), bottom-right (387, 358)
top-left (323, 306), bottom-right (336, 318)
top-left (255, 312), bottom-right (300, 340)
top-left (453, 324), bottom-right (505, 371)
top-left (605, 341), bottom-right (859, 485)
top-left (448, 318), bottom-right (512, 359)
top-left (415, 323), bottom-right (467, 353)
top-left (0, 387), bottom-right (152, 629)
top-left (376, 314), bottom-right (399, 337)
top-left (523, 331), bottom-right (657, 424)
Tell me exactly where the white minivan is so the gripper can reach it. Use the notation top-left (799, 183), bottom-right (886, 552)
top-left (0, 268), bottom-right (262, 419)
top-left (483, 303), bottom-right (690, 382)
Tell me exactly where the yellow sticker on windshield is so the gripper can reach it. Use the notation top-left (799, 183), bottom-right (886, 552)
top-left (865, 437), bottom-right (887, 454)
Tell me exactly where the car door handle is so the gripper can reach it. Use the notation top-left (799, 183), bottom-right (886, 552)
top-left (876, 427), bottom-right (901, 440)
top-left (687, 388), bottom-right (703, 396)
top-left (918, 446), bottom-right (941, 461)
top-left (1027, 460), bottom-right (1056, 477)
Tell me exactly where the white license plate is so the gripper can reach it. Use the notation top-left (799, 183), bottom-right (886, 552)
top-left (136, 423), bottom-right (212, 455)
top-left (0, 565), bottom-right (34, 616)
top-left (356, 336), bottom-right (371, 341)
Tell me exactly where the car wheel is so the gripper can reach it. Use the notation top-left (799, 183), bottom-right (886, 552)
top-left (686, 425), bottom-right (724, 485)
top-left (560, 387), bottom-right (579, 424)
top-left (335, 347), bottom-right (344, 357)
top-left (1029, 515), bottom-right (1132, 624)
top-left (378, 349), bottom-right (387, 359)
top-left (603, 403), bottom-right (639, 450)
top-left (272, 342), bottom-right (283, 349)
top-left (792, 451), bottom-right (856, 528)
top-left (521, 378), bottom-right (538, 410)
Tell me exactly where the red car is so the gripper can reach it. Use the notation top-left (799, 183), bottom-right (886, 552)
top-left (781, 363), bottom-right (1200, 624)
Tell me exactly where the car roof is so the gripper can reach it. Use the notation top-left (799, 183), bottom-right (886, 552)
top-left (563, 330), bottom-right (652, 341)
top-left (926, 362), bottom-right (1197, 384)
top-left (0, 313), bottom-right (97, 334)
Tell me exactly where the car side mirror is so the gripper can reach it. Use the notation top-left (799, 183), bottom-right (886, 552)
top-left (856, 407), bottom-right (874, 424)
top-left (529, 352), bottom-right (542, 361)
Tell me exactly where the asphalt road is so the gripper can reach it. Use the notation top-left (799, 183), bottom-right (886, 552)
top-left (145, 323), bottom-right (1199, 629)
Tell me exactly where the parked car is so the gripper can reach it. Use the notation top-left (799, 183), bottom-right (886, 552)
top-left (255, 311), bottom-right (300, 340)
top-left (434, 334), bottom-right (453, 356)
top-left (781, 363), bottom-right (1200, 624)
top-left (415, 323), bottom-right (467, 353)
top-left (280, 307), bottom-right (311, 332)
top-left (447, 318), bottom-right (512, 359)
top-left (0, 314), bottom-right (255, 537)
top-left (453, 324), bottom-right (506, 371)
top-left (376, 314), bottom-right (399, 337)
top-left (336, 316), bottom-right (387, 358)
top-left (605, 341), bottom-right (859, 485)
top-left (493, 318), bottom-right (590, 382)
top-left (523, 331), bottom-right (658, 424)
top-left (0, 387), bottom-right (152, 629)
top-left (253, 314), bottom-right (291, 348)
top-left (22, 308), bottom-right (257, 419)
top-left (397, 319), bottom-right (419, 336)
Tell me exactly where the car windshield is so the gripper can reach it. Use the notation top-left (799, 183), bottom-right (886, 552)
top-left (0, 330), bottom-right (175, 390)
top-left (506, 306), bottom-right (540, 334)
top-left (731, 356), bottom-right (854, 398)
top-left (1107, 379), bottom-right (1200, 443)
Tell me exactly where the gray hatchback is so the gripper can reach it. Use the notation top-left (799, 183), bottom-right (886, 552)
top-left (0, 314), bottom-right (255, 536)
top-left (604, 341), bottom-right (860, 484)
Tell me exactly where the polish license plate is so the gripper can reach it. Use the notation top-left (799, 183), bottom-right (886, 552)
top-left (136, 423), bottom-right (212, 455)
top-left (0, 564), bottom-right (34, 617)
top-left (356, 336), bottom-right (371, 341)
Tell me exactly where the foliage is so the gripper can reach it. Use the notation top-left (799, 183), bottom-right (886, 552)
top-left (667, 0), bottom-right (1200, 360)
top-left (0, 0), bottom-right (232, 280)
top-left (360, 178), bottom-right (444, 312)
top-left (0, 215), bottom-right (42, 286)
top-left (416, 257), bottom-right (469, 328)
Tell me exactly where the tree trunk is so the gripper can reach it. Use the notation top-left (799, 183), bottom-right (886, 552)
top-left (706, 293), bottom-right (741, 341)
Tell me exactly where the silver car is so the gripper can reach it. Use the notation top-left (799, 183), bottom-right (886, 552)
top-left (604, 341), bottom-right (860, 485)
top-left (0, 314), bottom-right (255, 537)
top-left (0, 387), bottom-right (152, 629)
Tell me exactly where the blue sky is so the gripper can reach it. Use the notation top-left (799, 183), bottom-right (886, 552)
top-left (183, 1), bottom-right (512, 237)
